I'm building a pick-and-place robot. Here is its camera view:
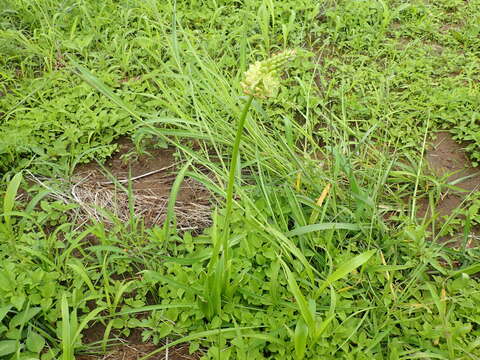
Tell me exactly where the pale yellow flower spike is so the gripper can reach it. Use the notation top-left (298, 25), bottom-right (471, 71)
top-left (241, 49), bottom-right (297, 99)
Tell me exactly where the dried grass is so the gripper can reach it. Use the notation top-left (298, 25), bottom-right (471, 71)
top-left (28, 170), bottom-right (213, 232)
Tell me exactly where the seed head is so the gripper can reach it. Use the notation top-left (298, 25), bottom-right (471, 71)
top-left (241, 49), bottom-right (297, 99)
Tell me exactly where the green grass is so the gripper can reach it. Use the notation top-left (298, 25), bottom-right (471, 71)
top-left (1, 0), bottom-right (480, 359)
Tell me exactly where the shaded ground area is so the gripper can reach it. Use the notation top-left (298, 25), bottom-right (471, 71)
top-left (73, 139), bottom-right (213, 231)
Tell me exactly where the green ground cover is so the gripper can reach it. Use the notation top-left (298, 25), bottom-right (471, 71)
top-left (1, 0), bottom-right (480, 359)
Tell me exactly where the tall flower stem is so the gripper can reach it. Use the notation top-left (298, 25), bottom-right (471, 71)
top-left (223, 94), bottom-right (254, 252)
top-left (206, 50), bottom-right (296, 318)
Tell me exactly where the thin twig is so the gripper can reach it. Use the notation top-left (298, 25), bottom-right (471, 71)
top-left (98, 164), bottom-right (177, 185)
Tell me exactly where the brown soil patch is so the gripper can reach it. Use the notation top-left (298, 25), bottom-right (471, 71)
top-left (72, 138), bottom-right (213, 231)
top-left (75, 341), bottom-right (196, 360)
top-left (440, 23), bottom-right (464, 33)
top-left (395, 37), bottom-right (413, 51)
top-left (419, 131), bottom-right (479, 218)
top-left (77, 327), bottom-right (199, 360)
top-left (418, 132), bottom-right (479, 246)
top-left (77, 343), bottom-right (196, 360)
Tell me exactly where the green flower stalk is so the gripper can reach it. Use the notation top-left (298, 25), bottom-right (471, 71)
top-left (224, 50), bottom-right (297, 247)
top-left (202, 50), bottom-right (297, 320)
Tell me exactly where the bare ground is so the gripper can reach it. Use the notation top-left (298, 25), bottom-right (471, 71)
top-left (419, 131), bottom-right (479, 217)
top-left (77, 327), bottom-right (200, 360)
top-left (419, 131), bottom-right (480, 246)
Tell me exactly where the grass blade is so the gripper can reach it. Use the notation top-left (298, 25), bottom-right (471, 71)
top-left (163, 160), bottom-right (192, 243)
top-left (3, 172), bottom-right (22, 228)
top-left (286, 222), bottom-right (363, 237)
top-left (319, 250), bottom-right (376, 293)
top-left (60, 293), bottom-right (72, 360)
top-left (71, 60), bottom-right (141, 122)
top-left (280, 259), bottom-right (316, 337)
top-left (294, 318), bottom-right (308, 360)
